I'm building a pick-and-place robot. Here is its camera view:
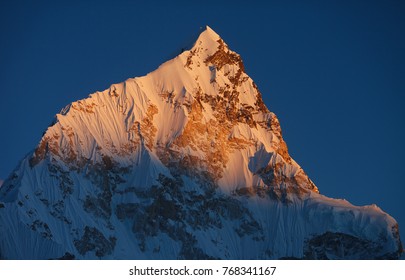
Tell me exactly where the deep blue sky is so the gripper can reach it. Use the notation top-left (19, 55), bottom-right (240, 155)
top-left (1, 0), bottom-right (404, 247)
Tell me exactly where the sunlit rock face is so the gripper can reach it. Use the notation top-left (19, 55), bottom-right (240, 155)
top-left (0, 26), bottom-right (402, 259)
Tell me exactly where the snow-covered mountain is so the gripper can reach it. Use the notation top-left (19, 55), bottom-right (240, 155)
top-left (0, 26), bottom-right (402, 259)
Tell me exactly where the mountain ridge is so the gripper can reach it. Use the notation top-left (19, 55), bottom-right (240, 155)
top-left (0, 26), bottom-right (401, 259)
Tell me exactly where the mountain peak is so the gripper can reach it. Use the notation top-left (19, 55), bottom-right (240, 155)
top-left (185, 26), bottom-right (230, 62)
top-left (0, 27), bottom-right (401, 260)
top-left (200, 25), bottom-right (221, 43)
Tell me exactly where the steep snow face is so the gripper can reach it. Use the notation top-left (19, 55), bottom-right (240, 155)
top-left (0, 26), bottom-right (402, 260)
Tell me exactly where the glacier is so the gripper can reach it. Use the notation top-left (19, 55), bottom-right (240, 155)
top-left (0, 26), bottom-right (402, 259)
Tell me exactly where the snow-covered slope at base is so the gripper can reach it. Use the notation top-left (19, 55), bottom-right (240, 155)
top-left (0, 26), bottom-right (402, 259)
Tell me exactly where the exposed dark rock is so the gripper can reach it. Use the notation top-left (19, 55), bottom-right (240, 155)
top-left (30, 220), bottom-right (53, 239)
top-left (303, 231), bottom-right (397, 260)
top-left (51, 252), bottom-right (76, 260)
top-left (116, 203), bottom-right (139, 221)
top-left (179, 232), bottom-right (217, 260)
top-left (74, 226), bottom-right (116, 258)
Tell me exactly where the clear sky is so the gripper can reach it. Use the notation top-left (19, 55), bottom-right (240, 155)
top-left (1, 0), bottom-right (404, 249)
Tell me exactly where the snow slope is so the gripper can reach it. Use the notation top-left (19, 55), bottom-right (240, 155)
top-left (0, 26), bottom-right (402, 259)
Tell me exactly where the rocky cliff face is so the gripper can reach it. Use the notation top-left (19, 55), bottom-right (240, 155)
top-left (0, 26), bottom-right (402, 259)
